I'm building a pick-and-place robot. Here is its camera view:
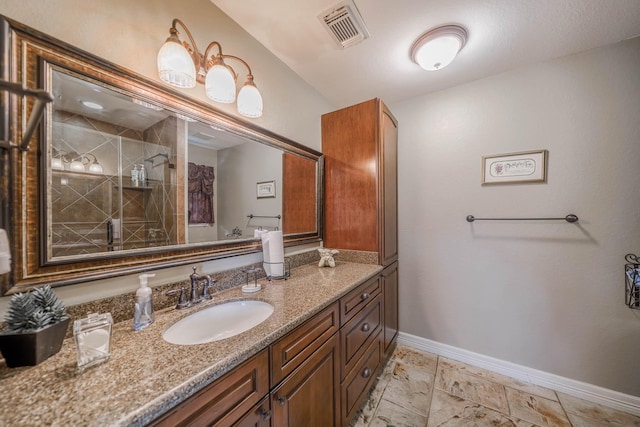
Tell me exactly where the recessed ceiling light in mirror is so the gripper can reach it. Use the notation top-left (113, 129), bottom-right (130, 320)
top-left (79, 100), bottom-right (104, 110)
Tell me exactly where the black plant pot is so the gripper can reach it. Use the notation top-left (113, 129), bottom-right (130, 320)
top-left (0, 317), bottom-right (70, 367)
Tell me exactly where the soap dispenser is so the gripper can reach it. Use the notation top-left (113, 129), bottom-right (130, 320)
top-left (133, 273), bottom-right (155, 331)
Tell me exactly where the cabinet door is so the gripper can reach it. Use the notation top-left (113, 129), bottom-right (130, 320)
top-left (271, 334), bottom-right (340, 427)
top-left (322, 99), bottom-right (379, 253)
top-left (380, 102), bottom-right (398, 266)
top-left (382, 262), bottom-right (399, 356)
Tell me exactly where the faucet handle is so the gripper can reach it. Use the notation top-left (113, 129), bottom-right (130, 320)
top-left (201, 277), bottom-right (216, 301)
top-left (166, 288), bottom-right (189, 309)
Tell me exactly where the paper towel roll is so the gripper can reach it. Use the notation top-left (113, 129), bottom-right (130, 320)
top-left (254, 229), bottom-right (268, 238)
top-left (111, 219), bottom-right (121, 239)
top-left (0, 229), bottom-right (11, 275)
top-left (261, 230), bottom-right (284, 277)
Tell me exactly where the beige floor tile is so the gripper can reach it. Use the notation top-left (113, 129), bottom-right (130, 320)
top-left (557, 392), bottom-right (640, 426)
top-left (392, 345), bottom-right (438, 373)
top-left (369, 398), bottom-right (427, 427)
top-left (382, 360), bottom-right (434, 416)
top-left (505, 387), bottom-right (571, 427)
top-left (438, 358), bottom-right (558, 401)
top-left (353, 345), bottom-right (639, 427)
top-left (435, 362), bottom-right (509, 413)
top-left (427, 389), bottom-right (537, 427)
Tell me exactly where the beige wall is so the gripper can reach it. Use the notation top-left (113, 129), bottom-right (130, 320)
top-left (391, 37), bottom-right (640, 396)
top-left (0, 0), bottom-right (331, 307)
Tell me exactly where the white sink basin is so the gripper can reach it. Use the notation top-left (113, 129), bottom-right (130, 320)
top-left (162, 300), bottom-right (274, 345)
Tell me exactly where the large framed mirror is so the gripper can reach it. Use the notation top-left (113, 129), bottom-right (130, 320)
top-left (0, 16), bottom-right (322, 294)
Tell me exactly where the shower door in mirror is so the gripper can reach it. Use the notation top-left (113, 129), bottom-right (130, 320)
top-left (48, 69), bottom-right (182, 260)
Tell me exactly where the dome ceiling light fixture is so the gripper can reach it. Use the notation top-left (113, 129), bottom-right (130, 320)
top-left (410, 25), bottom-right (468, 71)
top-left (157, 18), bottom-right (263, 118)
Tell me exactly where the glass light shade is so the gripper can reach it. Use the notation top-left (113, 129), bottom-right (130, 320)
top-left (237, 82), bottom-right (263, 118)
top-left (51, 157), bottom-right (64, 171)
top-left (205, 64), bottom-right (237, 103)
top-left (414, 36), bottom-right (461, 70)
top-left (69, 159), bottom-right (85, 172)
top-left (411, 25), bottom-right (467, 71)
top-left (89, 162), bottom-right (103, 174)
top-left (157, 40), bottom-right (197, 88)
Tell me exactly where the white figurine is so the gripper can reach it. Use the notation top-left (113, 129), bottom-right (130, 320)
top-left (318, 248), bottom-right (339, 268)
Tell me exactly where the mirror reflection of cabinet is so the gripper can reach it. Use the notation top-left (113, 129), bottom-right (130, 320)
top-left (0, 15), bottom-right (322, 294)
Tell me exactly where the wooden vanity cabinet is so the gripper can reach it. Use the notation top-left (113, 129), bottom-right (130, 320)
top-left (149, 349), bottom-right (269, 427)
top-left (322, 98), bottom-right (398, 267)
top-left (149, 272), bottom-right (392, 427)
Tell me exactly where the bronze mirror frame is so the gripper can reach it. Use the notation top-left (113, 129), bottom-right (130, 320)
top-left (0, 16), bottom-right (323, 295)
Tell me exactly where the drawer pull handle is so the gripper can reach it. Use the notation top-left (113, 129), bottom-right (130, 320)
top-left (260, 408), bottom-right (272, 421)
top-left (277, 396), bottom-right (287, 406)
top-left (361, 323), bottom-right (370, 332)
top-left (361, 292), bottom-right (370, 301)
top-left (362, 367), bottom-right (372, 378)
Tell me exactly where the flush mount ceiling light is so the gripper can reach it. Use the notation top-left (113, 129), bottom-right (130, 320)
top-left (410, 25), bottom-right (467, 71)
top-left (157, 18), bottom-right (263, 118)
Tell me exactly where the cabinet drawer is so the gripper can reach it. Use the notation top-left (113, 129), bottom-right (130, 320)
top-left (342, 337), bottom-right (382, 426)
top-left (340, 294), bottom-right (382, 379)
top-left (150, 349), bottom-right (269, 427)
top-left (270, 302), bottom-right (339, 387)
top-left (340, 275), bottom-right (381, 326)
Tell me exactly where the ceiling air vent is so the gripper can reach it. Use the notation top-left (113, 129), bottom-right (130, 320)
top-left (318, 1), bottom-right (370, 49)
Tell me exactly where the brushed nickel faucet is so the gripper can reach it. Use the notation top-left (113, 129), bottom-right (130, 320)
top-left (166, 267), bottom-right (215, 309)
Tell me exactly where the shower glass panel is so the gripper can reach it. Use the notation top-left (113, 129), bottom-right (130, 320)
top-left (48, 69), bottom-right (179, 259)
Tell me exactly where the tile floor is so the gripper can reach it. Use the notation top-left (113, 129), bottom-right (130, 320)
top-left (351, 345), bottom-right (640, 427)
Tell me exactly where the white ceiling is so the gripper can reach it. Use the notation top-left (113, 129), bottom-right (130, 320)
top-left (212, 0), bottom-right (640, 108)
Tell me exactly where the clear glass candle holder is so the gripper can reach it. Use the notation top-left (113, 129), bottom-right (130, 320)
top-left (73, 312), bottom-right (113, 370)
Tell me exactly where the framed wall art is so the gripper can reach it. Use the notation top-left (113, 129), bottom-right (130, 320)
top-left (482, 150), bottom-right (547, 184)
top-left (257, 180), bottom-right (276, 198)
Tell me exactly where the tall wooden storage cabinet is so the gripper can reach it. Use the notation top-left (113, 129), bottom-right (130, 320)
top-left (322, 98), bottom-right (398, 266)
top-left (322, 98), bottom-right (399, 358)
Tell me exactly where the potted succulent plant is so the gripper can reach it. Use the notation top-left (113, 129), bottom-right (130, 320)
top-left (0, 285), bottom-right (69, 367)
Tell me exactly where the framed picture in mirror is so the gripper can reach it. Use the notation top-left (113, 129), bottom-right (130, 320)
top-left (257, 180), bottom-right (276, 198)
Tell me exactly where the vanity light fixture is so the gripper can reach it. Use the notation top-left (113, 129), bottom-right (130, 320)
top-left (157, 19), bottom-right (263, 118)
top-left (69, 156), bottom-right (86, 172)
top-left (410, 25), bottom-right (467, 71)
top-left (52, 149), bottom-right (103, 174)
top-left (85, 153), bottom-right (104, 174)
top-left (51, 152), bottom-right (64, 171)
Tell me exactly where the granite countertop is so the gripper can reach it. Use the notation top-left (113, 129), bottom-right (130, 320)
top-left (0, 261), bottom-right (382, 427)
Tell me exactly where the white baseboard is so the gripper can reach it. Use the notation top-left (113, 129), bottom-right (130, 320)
top-left (397, 332), bottom-right (640, 417)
